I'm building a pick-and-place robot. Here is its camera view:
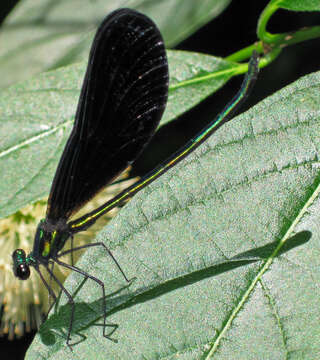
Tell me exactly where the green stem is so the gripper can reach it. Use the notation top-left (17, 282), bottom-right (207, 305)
top-left (227, 1), bottom-right (320, 68)
top-left (258, 47), bottom-right (281, 69)
top-left (257, 3), bottom-right (279, 42)
top-left (169, 62), bottom-right (249, 91)
top-left (226, 43), bottom-right (263, 63)
top-left (170, 46), bottom-right (281, 92)
top-left (228, 44), bottom-right (281, 68)
top-left (258, 2), bottom-right (320, 46)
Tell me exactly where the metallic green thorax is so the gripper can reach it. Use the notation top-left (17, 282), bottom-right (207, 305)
top-left (41, 229), bottom-right (57, 258)
top-left (30, 218), bottom-right (70, 262)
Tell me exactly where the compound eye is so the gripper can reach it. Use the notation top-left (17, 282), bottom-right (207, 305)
top-left (16, 264), bottom-right (30, 280)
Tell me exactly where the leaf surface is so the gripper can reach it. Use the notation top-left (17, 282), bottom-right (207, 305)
top-left (26, 70), bottom-right (320, 359)
top-left (0, 0), bottom-right (230, 87)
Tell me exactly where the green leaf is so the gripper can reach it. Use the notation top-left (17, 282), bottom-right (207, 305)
top-left (135, 0), bottom-right (232, 47)
top-left (26, 70), bottom-right (320, 358)
top-left (269, 0), bottom-right (320, 11)
top-left (0, 51), bottom-right (238, 219)
top-left (0, 0), bottom-right (230, 88)
top-left (0, 63), bottom-right (82, 218)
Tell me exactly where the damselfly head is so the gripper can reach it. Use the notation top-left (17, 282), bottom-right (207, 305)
top-left (12, 249), bottom-right (30, 280)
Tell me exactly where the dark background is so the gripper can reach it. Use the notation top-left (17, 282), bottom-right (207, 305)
top-left (0, 0), bottom-right (319, 358)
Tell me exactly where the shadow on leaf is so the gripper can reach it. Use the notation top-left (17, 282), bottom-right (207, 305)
top-left (112, 230), bottom-right (312, 312)
top-left (38, 279), bottom-right (134, 347)
top-left (38, 230), bottom-right (311, 347)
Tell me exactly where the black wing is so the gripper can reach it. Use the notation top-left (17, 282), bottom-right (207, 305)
top-left (46, 8), bottom-right (169, 221)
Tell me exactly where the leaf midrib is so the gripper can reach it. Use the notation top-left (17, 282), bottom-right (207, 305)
top-left (205, 169), bottom-right (320, 358)
top-left (0, 119), bottom-right (72, 159)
